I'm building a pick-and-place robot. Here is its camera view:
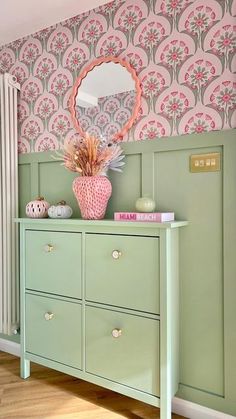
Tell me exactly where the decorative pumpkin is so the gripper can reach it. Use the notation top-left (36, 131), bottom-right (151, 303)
top-left (26, 197), bottom-right (50, 218)
top-left (135, 197), bottom-right (156, 213)
top-left (48, 200), bottom-right (73, 219)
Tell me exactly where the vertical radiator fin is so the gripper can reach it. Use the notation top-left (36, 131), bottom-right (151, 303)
top-left (0, 73), bottom-right (20, 335)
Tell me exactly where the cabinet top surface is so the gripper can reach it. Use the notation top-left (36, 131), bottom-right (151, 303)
top-left (15, 218), bottom-right (188, 229)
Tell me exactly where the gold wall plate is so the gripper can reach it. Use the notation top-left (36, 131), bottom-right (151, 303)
top-left (190, 152), bottom-right (221, 173)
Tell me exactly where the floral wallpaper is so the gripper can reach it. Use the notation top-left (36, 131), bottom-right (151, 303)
top-left (0, 0), bottom-right (235, 153)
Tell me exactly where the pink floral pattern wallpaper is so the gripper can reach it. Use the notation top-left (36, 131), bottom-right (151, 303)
top-left (0, 0), bottom-right (235, 153)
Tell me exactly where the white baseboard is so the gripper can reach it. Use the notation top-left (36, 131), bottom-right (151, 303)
top-left (173, 397), bottom-right (235, 419)
top-left (0, 337), bottom-right (20, 357)
top-left (0, 340), bottom-right (233, 419)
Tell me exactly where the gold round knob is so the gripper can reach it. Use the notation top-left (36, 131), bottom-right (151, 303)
top-left (44, 244), bottom-right (54, 253)
top-left (44, 312), bottom-right (54, 321)
top-left (112, 250), bottom-right (122, 260)
top-left (112, 328), bottom-right (122, 338)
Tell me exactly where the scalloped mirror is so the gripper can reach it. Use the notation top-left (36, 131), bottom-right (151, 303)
top-left (70, 56), bottom-right (141, 142)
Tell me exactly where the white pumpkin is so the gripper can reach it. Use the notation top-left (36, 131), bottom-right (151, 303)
top-left (48, 200), bottom-right (73, 219)
top-left (26, 197), bottom-right (50, 218)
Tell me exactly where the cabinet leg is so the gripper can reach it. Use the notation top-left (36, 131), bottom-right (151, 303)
top-left (160, 397), bottom-right (172, 419)
top-left (20, 358), bottom-right (30, 379)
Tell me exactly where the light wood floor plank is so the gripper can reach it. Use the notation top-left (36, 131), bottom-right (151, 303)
top-left (0, 352), bottom-right (186, 418)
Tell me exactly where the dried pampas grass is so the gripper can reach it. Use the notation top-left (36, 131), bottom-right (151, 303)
top-left (62, 133), bottom-right (125, 177)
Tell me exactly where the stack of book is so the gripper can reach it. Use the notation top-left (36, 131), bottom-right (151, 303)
top-left (114, 212), bottom-right (175, 222)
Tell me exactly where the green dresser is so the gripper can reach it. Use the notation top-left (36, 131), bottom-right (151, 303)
top-left (86, 305), bottom-right (160, 396)
top-left (25, 293), bottom-right (82, 369)
top-left (86, 234), bottom-right (160, 313)
top-left (17, 218), bottom-right (187, 419)
top-left (25, 230), bottom-right (82, 298)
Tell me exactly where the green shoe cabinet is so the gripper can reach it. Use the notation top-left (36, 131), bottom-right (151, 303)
top-left (17, 218), bottom-right (187, 419)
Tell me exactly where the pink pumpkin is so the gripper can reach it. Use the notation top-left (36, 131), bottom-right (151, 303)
top-left (26, 197), bottom-right (50, 218)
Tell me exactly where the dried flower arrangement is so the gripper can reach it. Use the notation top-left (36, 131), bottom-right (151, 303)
top-left (62, 133), bottom-right (125, 177)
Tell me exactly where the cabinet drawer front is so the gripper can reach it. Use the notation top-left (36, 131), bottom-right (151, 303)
top-left (25, 294), bottom-right (82, 369)
top-left (86, 306), bottom-right (160, 396)
top-left (26, 230), bottom-right (82, 298)
top-left (86, 234), bottom-right (159, 314)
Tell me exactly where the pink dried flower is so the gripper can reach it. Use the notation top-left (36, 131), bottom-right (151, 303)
top-left (61, 132), bottom-right (125, 176)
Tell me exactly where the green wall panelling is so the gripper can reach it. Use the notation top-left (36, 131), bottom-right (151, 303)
top-left (106, 153), bottom-right (142, 218)
top-left (18, 129), bottom-right (236, 416)
top-left (18, 152), bottom-right (78, 217)
top-left (18, 153), bottom-right (142, 219)
top-left (177, 384), bottom-right (236, 417)
top-left (223, 139), bottom-right (236, 404)
top-left (19, 164), bottom-right (31, 218)
top-left (38, 160), bottom-right (80, 218)
top-left (154, 147), bottom-right (223, 396)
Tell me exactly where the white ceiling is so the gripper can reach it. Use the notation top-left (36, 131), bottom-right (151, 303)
top-left (0, 0), bottom-right (110, 47)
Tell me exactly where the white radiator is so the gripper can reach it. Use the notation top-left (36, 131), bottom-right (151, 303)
top-left (0, 73), bottom-right (20, 335)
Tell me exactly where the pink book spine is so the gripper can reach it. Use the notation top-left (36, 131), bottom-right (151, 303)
top-left (114, 212), bottom-right (174, 222)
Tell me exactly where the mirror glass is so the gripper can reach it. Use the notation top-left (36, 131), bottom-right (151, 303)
top-left (73, 61), bottom-right (137, 142)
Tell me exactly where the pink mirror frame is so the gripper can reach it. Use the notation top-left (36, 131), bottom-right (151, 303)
top-left (69, 56), bottom-right (142, 142)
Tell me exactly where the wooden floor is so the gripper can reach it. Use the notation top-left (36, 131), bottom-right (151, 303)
top-left (0, 352), bottom-right (186, 419)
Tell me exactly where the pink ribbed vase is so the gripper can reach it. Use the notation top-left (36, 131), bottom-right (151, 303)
top-left (72, 176), bottom-right (112, 220)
